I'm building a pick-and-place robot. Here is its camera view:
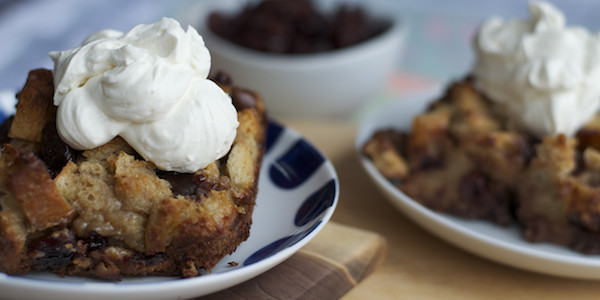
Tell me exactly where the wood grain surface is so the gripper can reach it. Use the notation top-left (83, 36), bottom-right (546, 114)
top-left (199, 222), bottom-right (386, 299)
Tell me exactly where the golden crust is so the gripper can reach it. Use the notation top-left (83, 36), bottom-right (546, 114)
top-left (8, 69), bottom-right (56, 143)
top-left (464, 132), bottom-right (531, 187)
top-left (362, 130), bottom-right (409, 181)
top-left (1, 144), bottom-right (74, 231)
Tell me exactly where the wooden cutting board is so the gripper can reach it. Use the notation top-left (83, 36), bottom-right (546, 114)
top-left (198, 222), bottom-right (387, 300)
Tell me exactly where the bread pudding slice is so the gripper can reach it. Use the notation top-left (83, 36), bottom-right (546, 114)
top-left (364, 79), bottom-right (528, 226)
top-left (0, 69), bottom-right (267, 280)
top-left (363, 78), bottom-right (600, 253)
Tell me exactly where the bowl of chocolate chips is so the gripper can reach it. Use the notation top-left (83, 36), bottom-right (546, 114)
top-left (195, 0), bottom-right (405, 118)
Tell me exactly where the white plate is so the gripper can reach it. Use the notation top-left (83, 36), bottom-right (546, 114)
top-left (0, 121), bottom-right (339, 300)
top-left (356, 86), bottom-right (600, 280)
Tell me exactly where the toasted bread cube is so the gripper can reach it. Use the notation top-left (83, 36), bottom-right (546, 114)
top-left (9, 69), bottom-right (56, 143)
top-left (363, 129), bottom-right (409, 181)
top-left (0, 144), bottom-right (74, 230)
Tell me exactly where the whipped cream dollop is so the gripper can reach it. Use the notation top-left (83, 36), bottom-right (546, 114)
top-left (473, 1), bottom-right (600, 138)
top-left (49, 17), bottom-right (239, 173)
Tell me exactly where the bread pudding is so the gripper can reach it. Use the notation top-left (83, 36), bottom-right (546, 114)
top-left (363, 2), bottom-right (600, 254)
top-left (0, 18), bottom-right (267, 280)
top-left (0, 68), bottom-right (266, 280)
top-left (364, 79), bottom-right (524, 225)
top-left (363, 78), bottom-right (600, 253)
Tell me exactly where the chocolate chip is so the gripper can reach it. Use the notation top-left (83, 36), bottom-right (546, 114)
top-left (28, 228), bottom-right (77, 271)
top-left (209, 70), bottom-right (233, 85)
top-left (231, 87), bottom-right (258, 111)
top-left (85, 231), bottom-right (109, 251)
top-left (40, 120), bottom-right (79, 178)
top-left (157, 171), bottom-right (226, 198)
top-left (0, 115), bottom-right (13, 145)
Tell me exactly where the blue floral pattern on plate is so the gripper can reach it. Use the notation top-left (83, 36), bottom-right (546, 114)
top-left (0, 118), bottom-right (339, 300)
top-left (269, 138), bottom-right (325, 189)
top-left (240, 121), bottom-right (337, 267)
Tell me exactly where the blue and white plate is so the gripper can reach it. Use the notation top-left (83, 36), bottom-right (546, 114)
top-left (0, 119), bottom-right (339, 300)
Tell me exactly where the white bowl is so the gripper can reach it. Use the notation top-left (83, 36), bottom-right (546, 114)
top-left (189, 0), bottom-right (406, 119)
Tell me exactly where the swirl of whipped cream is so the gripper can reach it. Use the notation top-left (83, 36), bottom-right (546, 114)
top-left (49, 17), bottom-right (239, 173)
top-left (473, 1), bottom-right (600, 138)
